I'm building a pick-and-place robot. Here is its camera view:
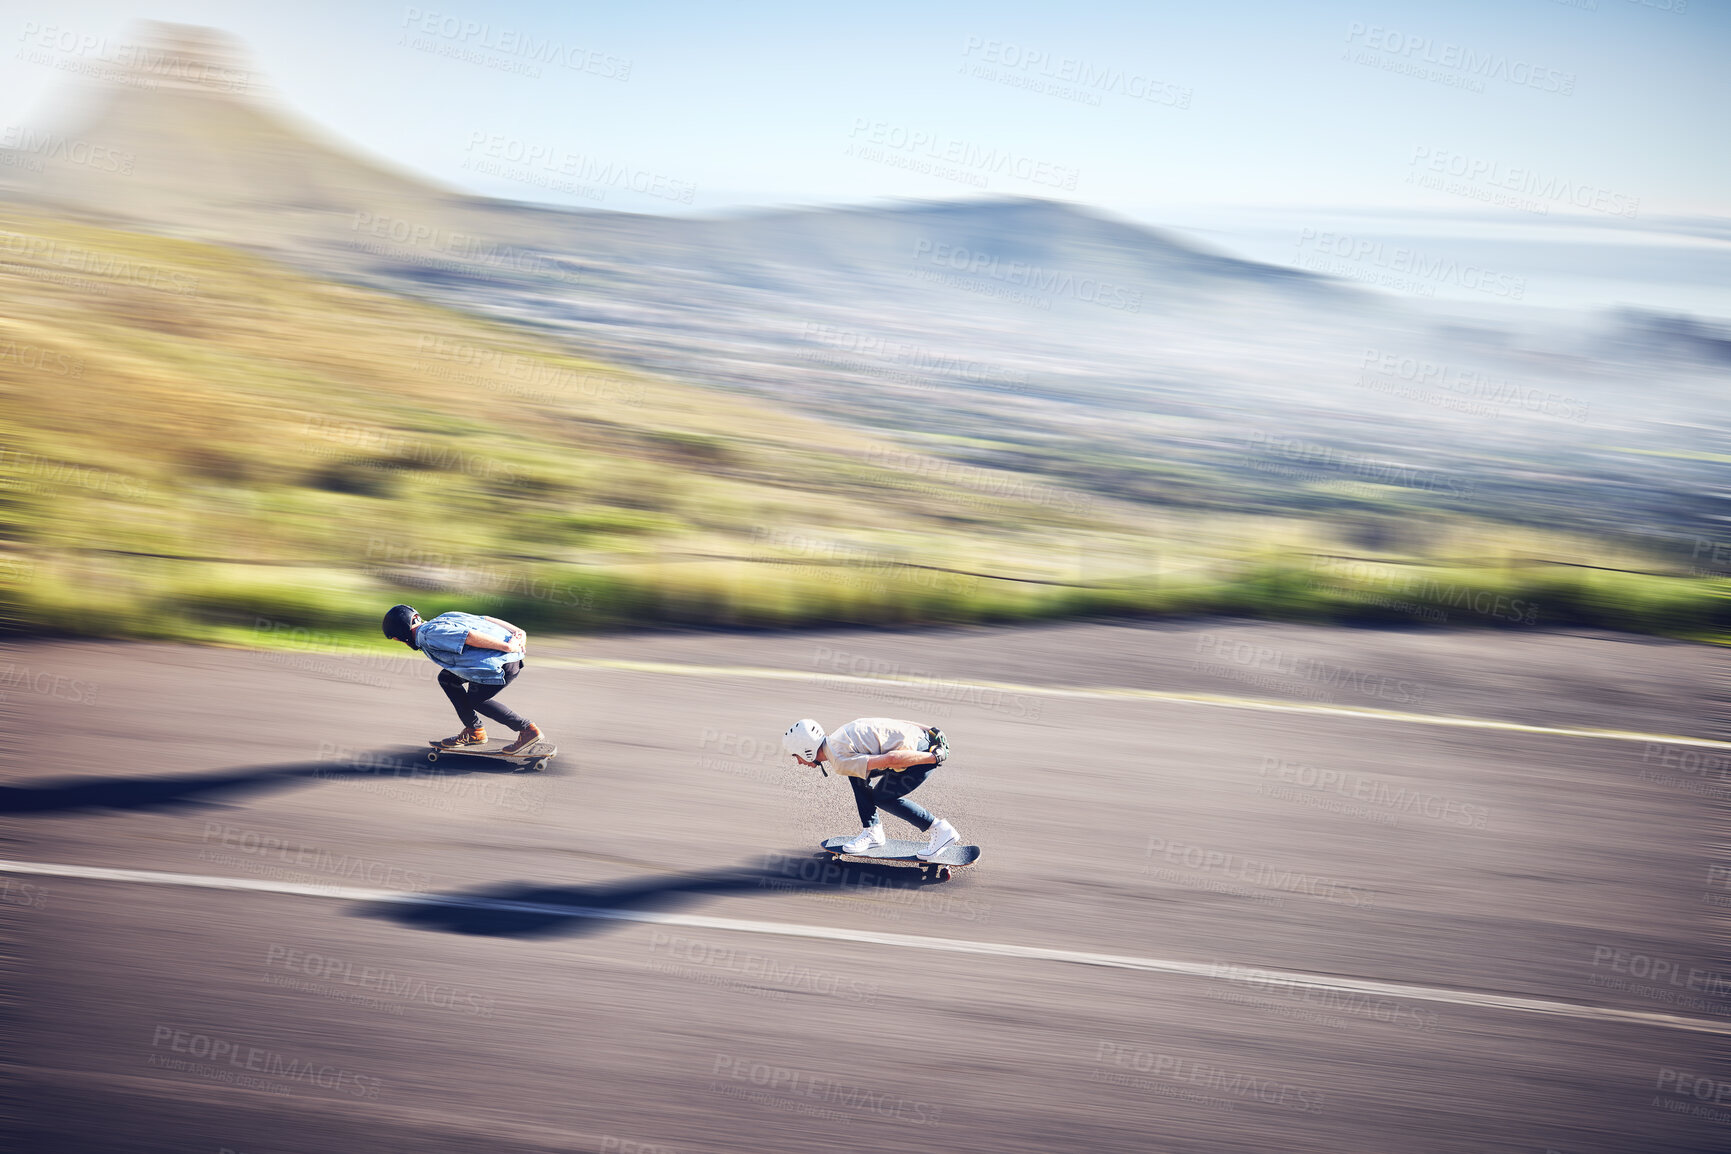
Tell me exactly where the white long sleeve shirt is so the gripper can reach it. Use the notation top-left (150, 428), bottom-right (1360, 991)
top-left (821, 717), bottom-right (932, 779)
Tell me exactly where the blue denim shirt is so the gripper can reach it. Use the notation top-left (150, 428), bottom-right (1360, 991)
top-left (415, 612), bottom-right (517, 685)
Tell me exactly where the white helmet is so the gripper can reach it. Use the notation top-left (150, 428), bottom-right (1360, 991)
top-left (782, 719), bottom-right (826, 761)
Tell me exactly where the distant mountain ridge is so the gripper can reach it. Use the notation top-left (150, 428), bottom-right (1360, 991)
top-left (6, 21), bottom-right (1723, 551)
top-left (0, 21), bottom-right (1378, 484)
top-left (0, 22), bottom-right (1335, 310)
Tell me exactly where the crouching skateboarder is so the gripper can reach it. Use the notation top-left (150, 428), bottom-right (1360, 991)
top-left (382, 604), bottom-right (546, 753)
top-left (781, 717), bottom-right (962, 859)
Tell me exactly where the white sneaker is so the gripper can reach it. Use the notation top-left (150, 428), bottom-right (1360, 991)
top-left (919, 819), bottom-right (959, 859)
top-left (842, 825), bottom-right (887, 853)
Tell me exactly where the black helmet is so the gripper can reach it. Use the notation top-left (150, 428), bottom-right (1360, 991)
top-left (382, 604), bottom-right (421, 644)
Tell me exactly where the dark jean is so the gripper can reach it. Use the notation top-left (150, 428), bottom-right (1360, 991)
top-left (849, 764), bottom-right (937, 833)
top-left (437, 660), bottom-right (529, 731)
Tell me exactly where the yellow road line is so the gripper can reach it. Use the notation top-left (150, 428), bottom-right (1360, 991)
top-left (535, 657), bottom-right (1731, 750)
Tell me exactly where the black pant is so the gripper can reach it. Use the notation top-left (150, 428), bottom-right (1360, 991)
top-left (849, 765), bottom-right (937, 833)
top-left (437, 661), bottom-right (528, 731)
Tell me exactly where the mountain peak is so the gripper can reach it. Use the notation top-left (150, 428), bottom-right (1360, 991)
top-left (0, 22), bottom-right (453, 235)
top-left (119, 22), bottom-right (258, 97)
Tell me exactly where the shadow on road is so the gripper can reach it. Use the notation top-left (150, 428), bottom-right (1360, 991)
top-left (360, 855), bottom-right (948, 940)
top-left (0, 748), bottom-right (541, 815)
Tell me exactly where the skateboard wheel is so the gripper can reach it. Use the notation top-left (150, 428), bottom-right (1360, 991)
top-left (530, 759), bottom-right (548, 772)
top-left (426, 752), bottom-right (439, 763)
top-left (938, 867), bottom-right (953, 882)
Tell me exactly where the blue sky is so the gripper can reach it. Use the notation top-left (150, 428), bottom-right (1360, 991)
top-left (4, 1), bottom-right (1727, 310)
top-left (4, 0), bottom-right (1724, 215)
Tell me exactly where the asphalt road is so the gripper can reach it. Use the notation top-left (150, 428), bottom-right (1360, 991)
top-left (2, 619), bottom-right (1727, 1153)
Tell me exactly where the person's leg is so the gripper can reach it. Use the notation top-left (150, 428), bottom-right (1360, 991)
top-left (848, 776), bottom-right (881, 828)
top-left (437, 670), bottom-right (480, 728)
top-left (869, 765), bottom-right (937, 833)
top-left (466, 663), bottom-right (531, 732)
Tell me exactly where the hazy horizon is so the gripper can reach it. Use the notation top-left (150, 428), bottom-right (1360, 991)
top-left (7, 2), bottom-right (1728, 315)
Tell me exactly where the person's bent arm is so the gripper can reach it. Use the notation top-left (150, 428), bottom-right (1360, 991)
top-left (864, 750), bottom-right (939, 771)
top-left (465, 630), bottom-right (521, 652)
top-left (482, 616), bottom-right (525, 640)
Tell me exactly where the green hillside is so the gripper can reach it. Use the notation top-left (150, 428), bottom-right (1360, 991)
top-left (0, 206), bottom-right (1151, 640)
top-left (1, 207), bottom-right (1722, 646)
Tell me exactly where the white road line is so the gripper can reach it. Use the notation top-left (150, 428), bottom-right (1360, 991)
top-left (7, 858), bottom-right (1728, 1037)
top-left (538, 657), bottom-right (1731, 749)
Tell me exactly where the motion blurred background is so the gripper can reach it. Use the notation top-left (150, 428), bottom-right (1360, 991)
top-left (0, 1), bottom-right (1726, 643)
top-left (1, 3), bottom-right (1727, 1153)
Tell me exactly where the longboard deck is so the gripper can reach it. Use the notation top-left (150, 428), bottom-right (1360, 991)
top-left (426, 740), bottom-right (556, 768)
top-left (820, 836), bottom-right (981, 868)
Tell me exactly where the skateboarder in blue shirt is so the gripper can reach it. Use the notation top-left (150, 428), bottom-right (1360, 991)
top-left (382, 604), bottom-right (545, 752)
top-left (781, 717), bottom-right (961, 859)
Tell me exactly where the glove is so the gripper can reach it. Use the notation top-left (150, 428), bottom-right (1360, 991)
top-left (928, 727), bottom-right (949, 766)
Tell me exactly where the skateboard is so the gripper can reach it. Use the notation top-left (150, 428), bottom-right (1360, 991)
top-left (820, 836), bottom-right (981, 882)
top-left (426, 740), bottom-right (556, 772)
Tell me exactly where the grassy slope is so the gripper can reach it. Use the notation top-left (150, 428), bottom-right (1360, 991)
top-left (0, 206), bottom-right (1723, 645)
top-left (0, 206), bottom-right (1148, 636)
